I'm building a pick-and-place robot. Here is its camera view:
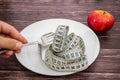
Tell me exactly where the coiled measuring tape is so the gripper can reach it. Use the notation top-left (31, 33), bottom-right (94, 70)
top-left (44, 25), bottom-right (88, 72)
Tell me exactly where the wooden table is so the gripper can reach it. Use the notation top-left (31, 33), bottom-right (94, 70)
top-left (0, 0), bottom-right (120, 80)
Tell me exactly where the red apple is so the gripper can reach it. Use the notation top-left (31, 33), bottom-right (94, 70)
top-left (87, 10), bottom-right (114, 33)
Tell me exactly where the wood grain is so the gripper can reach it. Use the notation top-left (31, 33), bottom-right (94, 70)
top-left (0, 0), bottom-right (120, 80)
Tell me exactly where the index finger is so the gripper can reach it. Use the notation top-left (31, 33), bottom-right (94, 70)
top-left (0, 21), bottom-right (27, 43)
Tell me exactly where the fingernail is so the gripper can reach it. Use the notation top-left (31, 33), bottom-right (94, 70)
top-left (14, 42), bottom-right (23, 50)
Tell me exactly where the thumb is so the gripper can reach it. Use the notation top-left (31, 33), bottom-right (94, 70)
top-left (0, 36), bottom-right (23, 50)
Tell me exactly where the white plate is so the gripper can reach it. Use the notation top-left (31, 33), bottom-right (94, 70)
top-left (15, 18), bottom-right (100, 76)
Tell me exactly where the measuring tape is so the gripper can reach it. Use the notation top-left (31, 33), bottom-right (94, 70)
top-left (44, 25), bottom-right (88, 72)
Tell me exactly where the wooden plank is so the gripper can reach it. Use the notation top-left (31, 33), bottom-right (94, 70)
top-left (99, 36), bottom-right (120, 49)
top-left (0, 0), bottom-right (119, 22)
top-left (0, 71), bottom-right (120, 80)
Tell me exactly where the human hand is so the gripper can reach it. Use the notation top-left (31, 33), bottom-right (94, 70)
top-left (0, 21), bottom-right (27, 58)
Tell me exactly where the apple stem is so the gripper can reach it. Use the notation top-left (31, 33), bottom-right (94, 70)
top-left (103, 11), bottom-right (106, 15)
